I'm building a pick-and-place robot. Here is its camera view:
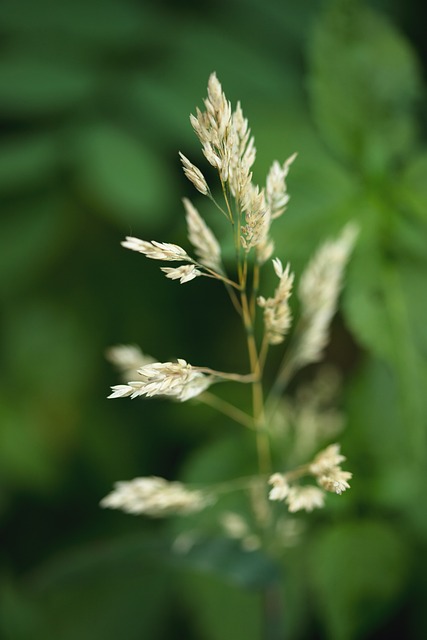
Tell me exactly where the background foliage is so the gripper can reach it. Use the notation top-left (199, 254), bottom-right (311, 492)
top-left (1, 0), bottom-right (427, 638)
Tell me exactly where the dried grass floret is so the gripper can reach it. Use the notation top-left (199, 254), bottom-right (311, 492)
top-left (258, 259), bottom-right (294, 345)
top-left (105, 344), bottom-right (155, 382)
top-left (286, 486), bottom-right (325, 513)
top-left (266, 153), bottom-right (297, 219)
top-left (296, 224), bottom-right (358, 366)
top-left (100, 476), bottom-right (212, 516)
top-left (183, 197), bottom-right (222, 272)
top-left (108, 359), bottom-right (214, 402)
top-left (179, 152), bottom-right (209, 195)
top-left (121, 237), bottom-right (191, 261)
top-left (161, 264), bottom-right (202, 284)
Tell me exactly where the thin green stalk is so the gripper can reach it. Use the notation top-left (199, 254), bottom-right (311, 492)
top-left (198, 391), bottom-right (255, 430)
top-left (240, 286), bottom-right (271, 476)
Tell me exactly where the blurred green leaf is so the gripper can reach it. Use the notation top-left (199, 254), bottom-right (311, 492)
top-left (0, 196), bottom-right (71, 295)
top-left (168, 22), bottom-right (296, 104)
top-left (390, 213), bottom-right (427, 263)
top-left (126, 75), bottom-right (198, 145)
top-left (21, 533), bottom-right (173, 640)
top-left (181, 570), bottom-right (262, 640)
top-left (0, 578), bottom-right (44, 640)
top-left (0, 134), bottom-right (57, 195)
top-left (0, 0), bottom-right (148, 54)
top-left (172, 536), bottom-right (280, 589)
top-left (398, 151), bottom-right (427, 221)
top-left (0, 395), bottom-right (59, 491)
top-left (345, 246), bottom-right (427, 459)
top-left (182, 432), bottom-right (258, 486)
top-left (344, 230), bottom-right (395, 362)
top-left (73, 124), bottom-right (175, 226)
top-left (309, 520), bottom-right (409, 640)
top-left (345, 358), bottom-right (410, 474)
top-left (3, 298), bottom-right (94, 400)
top-left (0, 53), bottom-right (95, 117)
top-left (308, 0), bottom-right (420, 172)
top-left (253, 105), bottom-right (357, 266)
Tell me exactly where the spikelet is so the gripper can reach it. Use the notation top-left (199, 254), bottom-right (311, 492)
top-left (295, 224), bottom-right (358, 367)
top-left (258, 258), bottom-right (294, 345)
top-left (106, 344), bottom-right (155, 382)
top-left (240, 183), bottom-right (272, 260)
top-left (286, 486), bottom-right (325, 513)
top-left (161, 264), bottom-right (202, 284)
top-left (228, 102), bottom-right (256, 200)
top-left (265, 153), bottom-right (297, 220)
top-left (100, 477), bottom-right (212, 516)
top-left (121, 237), bottom-right (191, 262)
top-left (108, 359), bottom-right (214, 402)
top-left (183, 198), bottom-right (222, 272)
top-left (179, 152), bottom-right (209, 195)
top-left (190, 72), bottom-right (232, 182)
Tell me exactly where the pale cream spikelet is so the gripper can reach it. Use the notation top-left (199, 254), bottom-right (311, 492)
top-left (121, 237), bottom-right (191, 262)
top-left (179, 152), bottom-right (209, 195)
top-left (160, 264), bottom-right (202, 284)
top-left (108, 359), bottom-right (214, 402)
top-left (268, 473), bottom-right (290, 502)
top-left (286, 485), bottom-right (326, 513)
top-left (106, 344), bottom-right (155, 382)
top-left (309, 443), bottom-right (346, 476)
top-left (268, 474), bottom-right (328, 512)
top-left (317, 468), bottom-right (352, 495)
top-left (295, 223), bottom-right (358, 367)
top-left (228, 101), bottom-right (256, 199)
top-left (258, 258), bottom-right (294, 345)
top-left (100, 476), bottom-right (212, 517)
top-left (266, 152), bottom-right (297, 219)
top-left (183, 197), bottom-right (222, 272)
top-left (240, 183), bottom-right (272, 259)
top-left (309, 443), bottom-right (352, 494)
top-left (190, 72), bottom-right (232, 181)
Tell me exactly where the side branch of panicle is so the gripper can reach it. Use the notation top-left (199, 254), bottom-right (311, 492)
top-left (268, 444), bottom-right (352, 512)
top-left (106, 344), bottom-right (155, 381)
top-left (121, 237), bottom-right (191, 262)
top-left (101, 477), bottom-right (213, 517)
top-left (179, 152), bottom-right (209, 195)
top-left (108, 359), bottom-right (214, 402)
top-left (266, 153), bottom-right (297, 219)
top-left (258, 258), bottom-right (294, 345)
top-left (183, 198), bottom-right (222, 272)
top-left (295, 224), bottom-right (358, 367)
top-left (190, 72), bottom-right (232, 182)
top-left (240, 183), bottom-right (273, 262)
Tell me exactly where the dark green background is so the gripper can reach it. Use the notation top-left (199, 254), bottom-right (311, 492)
top-left (1, 0), bottom-right (427, 638)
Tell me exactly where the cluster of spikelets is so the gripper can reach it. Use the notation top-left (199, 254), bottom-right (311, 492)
top-left (101, 73), bottom-right (356, 522)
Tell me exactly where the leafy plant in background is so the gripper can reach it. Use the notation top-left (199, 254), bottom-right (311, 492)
top-left (103, 72), bottom-right (356, 635)
top-left (2, 0), bottom-right (427, 639)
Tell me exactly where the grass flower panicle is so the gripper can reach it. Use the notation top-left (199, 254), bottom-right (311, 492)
top-left (104, 73), bottom-right (356, 539)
